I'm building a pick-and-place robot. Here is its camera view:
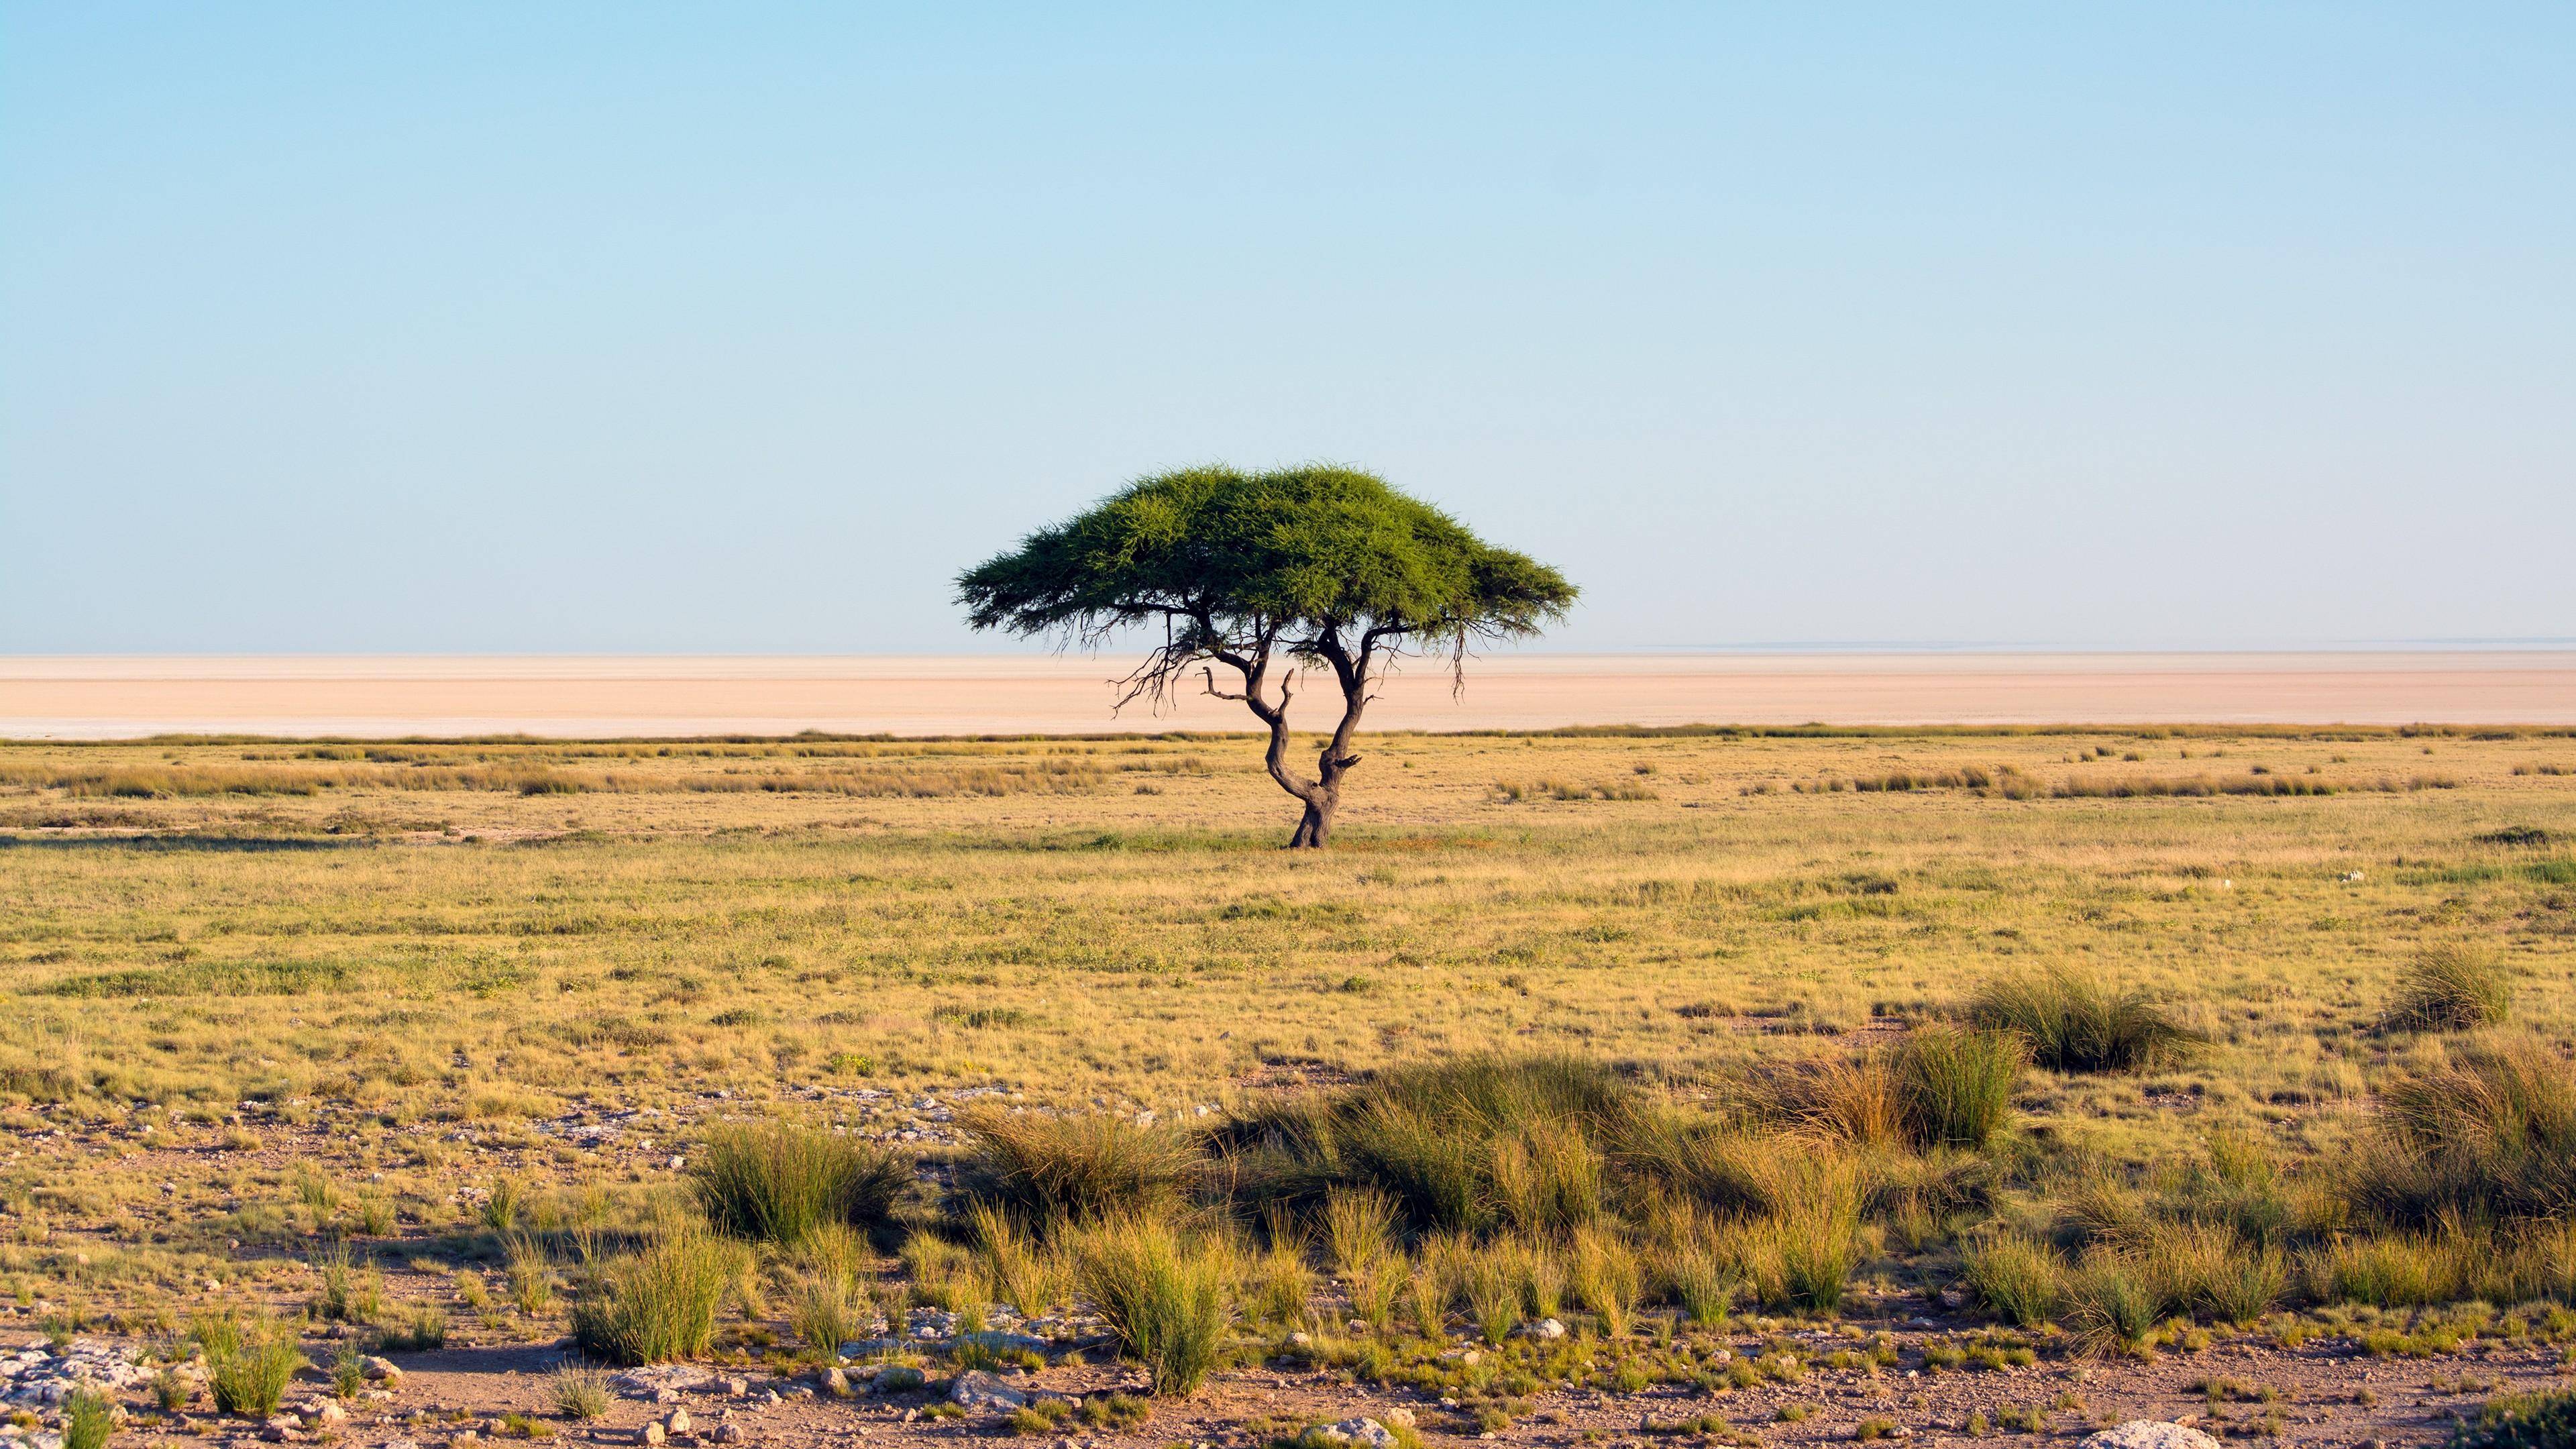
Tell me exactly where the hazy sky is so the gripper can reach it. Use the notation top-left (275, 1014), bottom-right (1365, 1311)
top-left (4, 5), bottom-right (2571, 653)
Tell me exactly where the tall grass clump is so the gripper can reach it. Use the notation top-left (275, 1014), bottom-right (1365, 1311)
top-left (1894, 1027), bottom-right (2024, 1148)
top-left (970, 1203), bottom-right (1067, 1317)
top-left (2447, 1387), bottom-right (2576, 1449)
top-left (570, 1224), bottom-right (741, 1365)
top-left (959, 1110), bottom-right (1193, 1231)
top-left (690, 1122), bottom-right (906, 1244)
top-left (1069, 1217), bottom-right (1234, 1397)
top-left (1738, 1153), bottom-right (1866, 1312)
top-left (2383, 945), bottom-right (2512, 1032)
top-left (1958, 1231), bottom-right (2064, 1327)
top-left (1967, 967), bottom-right (2192, 1073)
top-left (1566, 1227), bottom-right (1642, 1337)
top-left (2357, 1037), bottom-right (2576, 1226)
top-left (195, 1316), bottom-right (305, 1416)
top-left (2064, 1254), bottom-right (2157, 1356)
top-left (62, 1389), bottom-right (115, 1449)
top-left (788, 1275), bottom-right (867, 1358)
top-left (1209, 1055), bottom-right (1629, 1236)
top-left (1322, 1187), bottom-right (1398, 1281)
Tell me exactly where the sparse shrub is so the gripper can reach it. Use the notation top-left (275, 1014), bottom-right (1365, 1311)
top-left (691, 1122), bottom-right (907, 1244)
top-left (550, 1366), bottom-right (611, 1421)
top-left (197, 1316), bottom-right (305, 1416)
top-left (62, 1389), bottom-right (114, 1449)
top-left (959, 1110), bottom-right (1192, 1231)
top-left (1895, 1027), bottom-right (2024, 1149)
top-left (1068, 1216), bottom-right (1233, 1397)
top-left (150, 1366), bottom-right (189, 1411)
top-left (1967, 967), bottom-right (2192, 1073)
top-left (1960, 1231), bottom-right (2064, 1328)
top-left (2385, 945), bottom-right (2513, 1032)
top-left (569, 1224), bottom-right (741, 1365)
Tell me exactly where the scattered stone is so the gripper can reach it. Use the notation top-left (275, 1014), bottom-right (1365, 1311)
top-left (1287, 1332), bottom-right (1314, 1350)
top-left (1307, 1419), bottom-right (1397, 1449)
top-left (641, 1425), bottom-right (665, 1448)
top-left (664, 1409), bottom-right (691, 1437)
top-left (1525, 1318), bottom-right (1566, 1341)
top-left (820, 1368), bottom-right (851, 1399)
top-left (720, 1377), bottom-right (747, 1398)
top-left (2081, 1425), bottom-right (2222, 1449)
top-left (949, 1371), bottom-right (1027, 1411)
top-left (364, 1357), bottom-right (404, 1386)
top-left (710, 1426), bottom-right (747, 1444)
top-left (259, 1417), bottom-right (301, 1443)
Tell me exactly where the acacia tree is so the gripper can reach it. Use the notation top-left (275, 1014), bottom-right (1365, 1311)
top-left (957, 465), bottom-right (1576, 847)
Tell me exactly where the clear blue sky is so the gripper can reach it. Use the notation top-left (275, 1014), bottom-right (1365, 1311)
top-left (4, 5), bottom-right (2571, 653)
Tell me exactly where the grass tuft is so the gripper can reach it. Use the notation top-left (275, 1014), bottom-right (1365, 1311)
top-left (2384, 945), bottom-right (2513, 1032)
top-left (568, 1222), bottom-right (742, 1366)
top-left (1068, 1216), bottom-right (1234, 1397)
top-left (691, 1122), bottom-right (908, 1244)
top-left (197, 1316), bottom-right (306, 1417)
top-left (959, 1110), bottom-right (1193, 1231)
top-left (1967, 967), bottom-right (2192, 1073)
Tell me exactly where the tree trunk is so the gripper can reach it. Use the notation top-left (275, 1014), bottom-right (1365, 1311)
top-left (1287, 788), bottom-right (1338, 849)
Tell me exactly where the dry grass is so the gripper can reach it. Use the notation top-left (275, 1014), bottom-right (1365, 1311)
top-left (0, 727), bottom-right (2572, 1343)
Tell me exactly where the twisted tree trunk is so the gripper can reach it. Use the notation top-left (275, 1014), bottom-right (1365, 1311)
top-left (1212, 622), bottom-right (1378, 849)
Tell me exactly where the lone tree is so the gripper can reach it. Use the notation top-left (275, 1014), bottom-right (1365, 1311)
top-left (957, 465), bottom-right (1576, 847)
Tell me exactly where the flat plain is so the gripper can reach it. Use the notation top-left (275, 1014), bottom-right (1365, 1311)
top-left (3, 724), bottom-right (2575, 1449)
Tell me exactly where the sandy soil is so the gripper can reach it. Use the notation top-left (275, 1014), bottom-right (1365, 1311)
top-left (6, 652), bottom-right (2575, 739)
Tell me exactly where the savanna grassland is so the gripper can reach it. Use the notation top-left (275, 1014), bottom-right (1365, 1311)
top-left (3, 727), bottom-right (2576, 1449)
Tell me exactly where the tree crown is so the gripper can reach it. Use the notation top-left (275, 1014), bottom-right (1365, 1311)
top-left (957, 465), bottom-right (1576, 670)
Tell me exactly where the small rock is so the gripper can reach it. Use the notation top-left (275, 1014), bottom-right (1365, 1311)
top-left (949, 1370), bottom-right (1027, 1412)
top-left (364, 1358), bottom-right (404, 1385)
top-left (641, 1425), bottom-right (665, 1448)
top-left (1526, 1318), bottom-right (1566, 1341)
top-left (1287, 1332), bottom-right (1314, 1349)
top-left (720, 1378), bottom-right (747, 1398)
top-left (260, 1419), bottom-right (301, 1444)
top-left (711, 1427), bottom-right (746, 1444)
top-left (2080, 1424), bottom-right (2222, 1449)
top-left (1311, 1420), bottom-right (1397, 1449)
top-left (664, 1410), bottom-right (690, 1436)
top-left (820, 1368), bottom-right (851, 1399)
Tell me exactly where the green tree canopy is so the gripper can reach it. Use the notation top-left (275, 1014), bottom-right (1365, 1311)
top-left (958, 464), bottom-right (1576, 845)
